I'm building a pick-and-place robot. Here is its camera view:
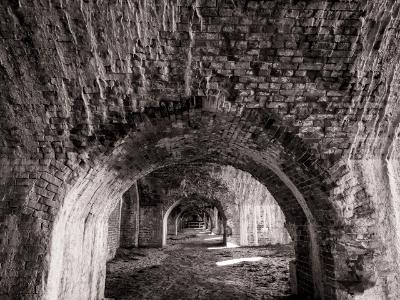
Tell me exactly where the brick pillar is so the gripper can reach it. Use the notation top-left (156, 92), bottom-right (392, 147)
top-left (107, 199), bottom-right (122, 261)
top-left (289, 260), bottom-right (298, 295)
top-left (120, 182), bottom-right (140, 248)
top-left (227, 204), bottom-right (240, 244)
top-left (212, 207), bottom-right (219, 234)
top-left (175, 216), bottom-right (179, 235)
top-left (219, 219), bottom-right (224, 235)
top-left (138, 204), bottom-right (163, 247)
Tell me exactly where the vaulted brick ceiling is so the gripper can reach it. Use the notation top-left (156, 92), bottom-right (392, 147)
top-left (1, 0), bottom-right (400, 299)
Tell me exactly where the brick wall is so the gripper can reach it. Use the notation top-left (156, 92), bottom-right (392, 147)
top-left (212, 165), bottom-right (291, 246)
top-left (137, 177), bottom-right (164, 247)
top-left (120, 183), bottom-right (140, 248)
top-left (138, 205), bottom-right (163, 247)
top-left (107, 199), bottom-right (122, 261)
top-left (1, 0), bottom-right (399, 299)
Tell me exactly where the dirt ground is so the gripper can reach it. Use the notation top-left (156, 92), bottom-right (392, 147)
top-left (105, 232), bottom-right (295, 300)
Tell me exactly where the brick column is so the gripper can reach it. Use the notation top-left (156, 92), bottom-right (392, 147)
top-left (120, 182), bottom-right (140, 248)
top-left (107, 199), bottom-right (122, 260)
top-left (138, 204), bottom-right (163, 247)
top-left (212, 207), bottom-right (219, 234)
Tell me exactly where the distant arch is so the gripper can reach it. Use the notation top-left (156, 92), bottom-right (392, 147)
top-left (162, 199), bottom-right (182, 247)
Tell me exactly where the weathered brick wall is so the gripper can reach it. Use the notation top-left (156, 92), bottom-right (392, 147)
top-left (107, 199), bottom-right (122, 261)
top-left (211, 165), bottom-right (291, 246)
top-left (183, 0), bottom-right (363, 160)
top-left (1, 0), bottom-right (400, 299)
top-left (120, 183), bottom-right (140, 248)
top-left (0, 1), bottom-right (179, 298)
top-left (247, 204), bottom-right (292, 245)
top-left (137, 177), bottom-right (164, 247)
top-left (0, 0), bottom-right (366, 169)
top-left (138, 205), bottom-right (163, 247)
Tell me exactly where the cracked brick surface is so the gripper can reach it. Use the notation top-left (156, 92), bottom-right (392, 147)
top-left (0, 0), bottom-right (400, 299)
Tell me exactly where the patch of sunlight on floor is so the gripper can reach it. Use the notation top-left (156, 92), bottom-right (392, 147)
top-left (216, 257), bottom-right (264, 266)
top-left (207, 242), bottom-right (239, 250)
top-left (204, 237), bottom-right (223, 241)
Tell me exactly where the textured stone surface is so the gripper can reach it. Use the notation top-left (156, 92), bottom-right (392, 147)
top-left (0, 0), bottom-right (400, 299)
top-left (212, 165), bottom-right (292, 245)
top-left (120, 183), bottom-right (140, 249)
top-left (107, 199), bottom-right (122, 261)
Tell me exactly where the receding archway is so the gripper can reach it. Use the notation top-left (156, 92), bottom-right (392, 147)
top-left (105, 161), bottom-right (297, 299)
top-left (162, 197), bottom-right (228, 247)
top-left (38, 105), bottom-right (339, 300)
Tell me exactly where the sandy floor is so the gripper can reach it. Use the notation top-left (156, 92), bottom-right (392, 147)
top-left (105, 232), bottom-right (295, 300)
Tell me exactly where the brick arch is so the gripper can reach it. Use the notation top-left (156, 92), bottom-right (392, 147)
top-left (161, 190), bottom-right (229, 246)
top-left (0, 0), bottom-right (397, 299)
top-left (162, 199), bottom-right (182, 247)
top-left (41, 103), bottom-right (340, 299)
top-left (1, 103), bottom-right (345, 300)
top-left (143, 161), bottom-right (326, 296)
top-left (0, 159), bottom-right (78, 300)
top-left (148, 162), bottom-right (292, 245)
top-left (172, 204), bottom-right (214, 231)
top-left (173, 194), bottom-right (228, 229)
top-left (109, 102), bottom-right (335, 226)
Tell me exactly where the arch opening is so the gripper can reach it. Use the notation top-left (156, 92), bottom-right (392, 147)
top-left (163, 197), bottom-right (228, 247)
top-left (105, 162), bottom-right (299, 299)
top-left (41, 107), bottom-right (337, 300)
top-left (162, 199), bottom-right (182, 247)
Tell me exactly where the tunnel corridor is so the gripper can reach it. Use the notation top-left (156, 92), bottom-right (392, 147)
top-left (105, 164), bottom-right (296, 299)
top-left (105, 231), bottom-right (295, 300)
top-left (2, 0), bottom-right (400, 299)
